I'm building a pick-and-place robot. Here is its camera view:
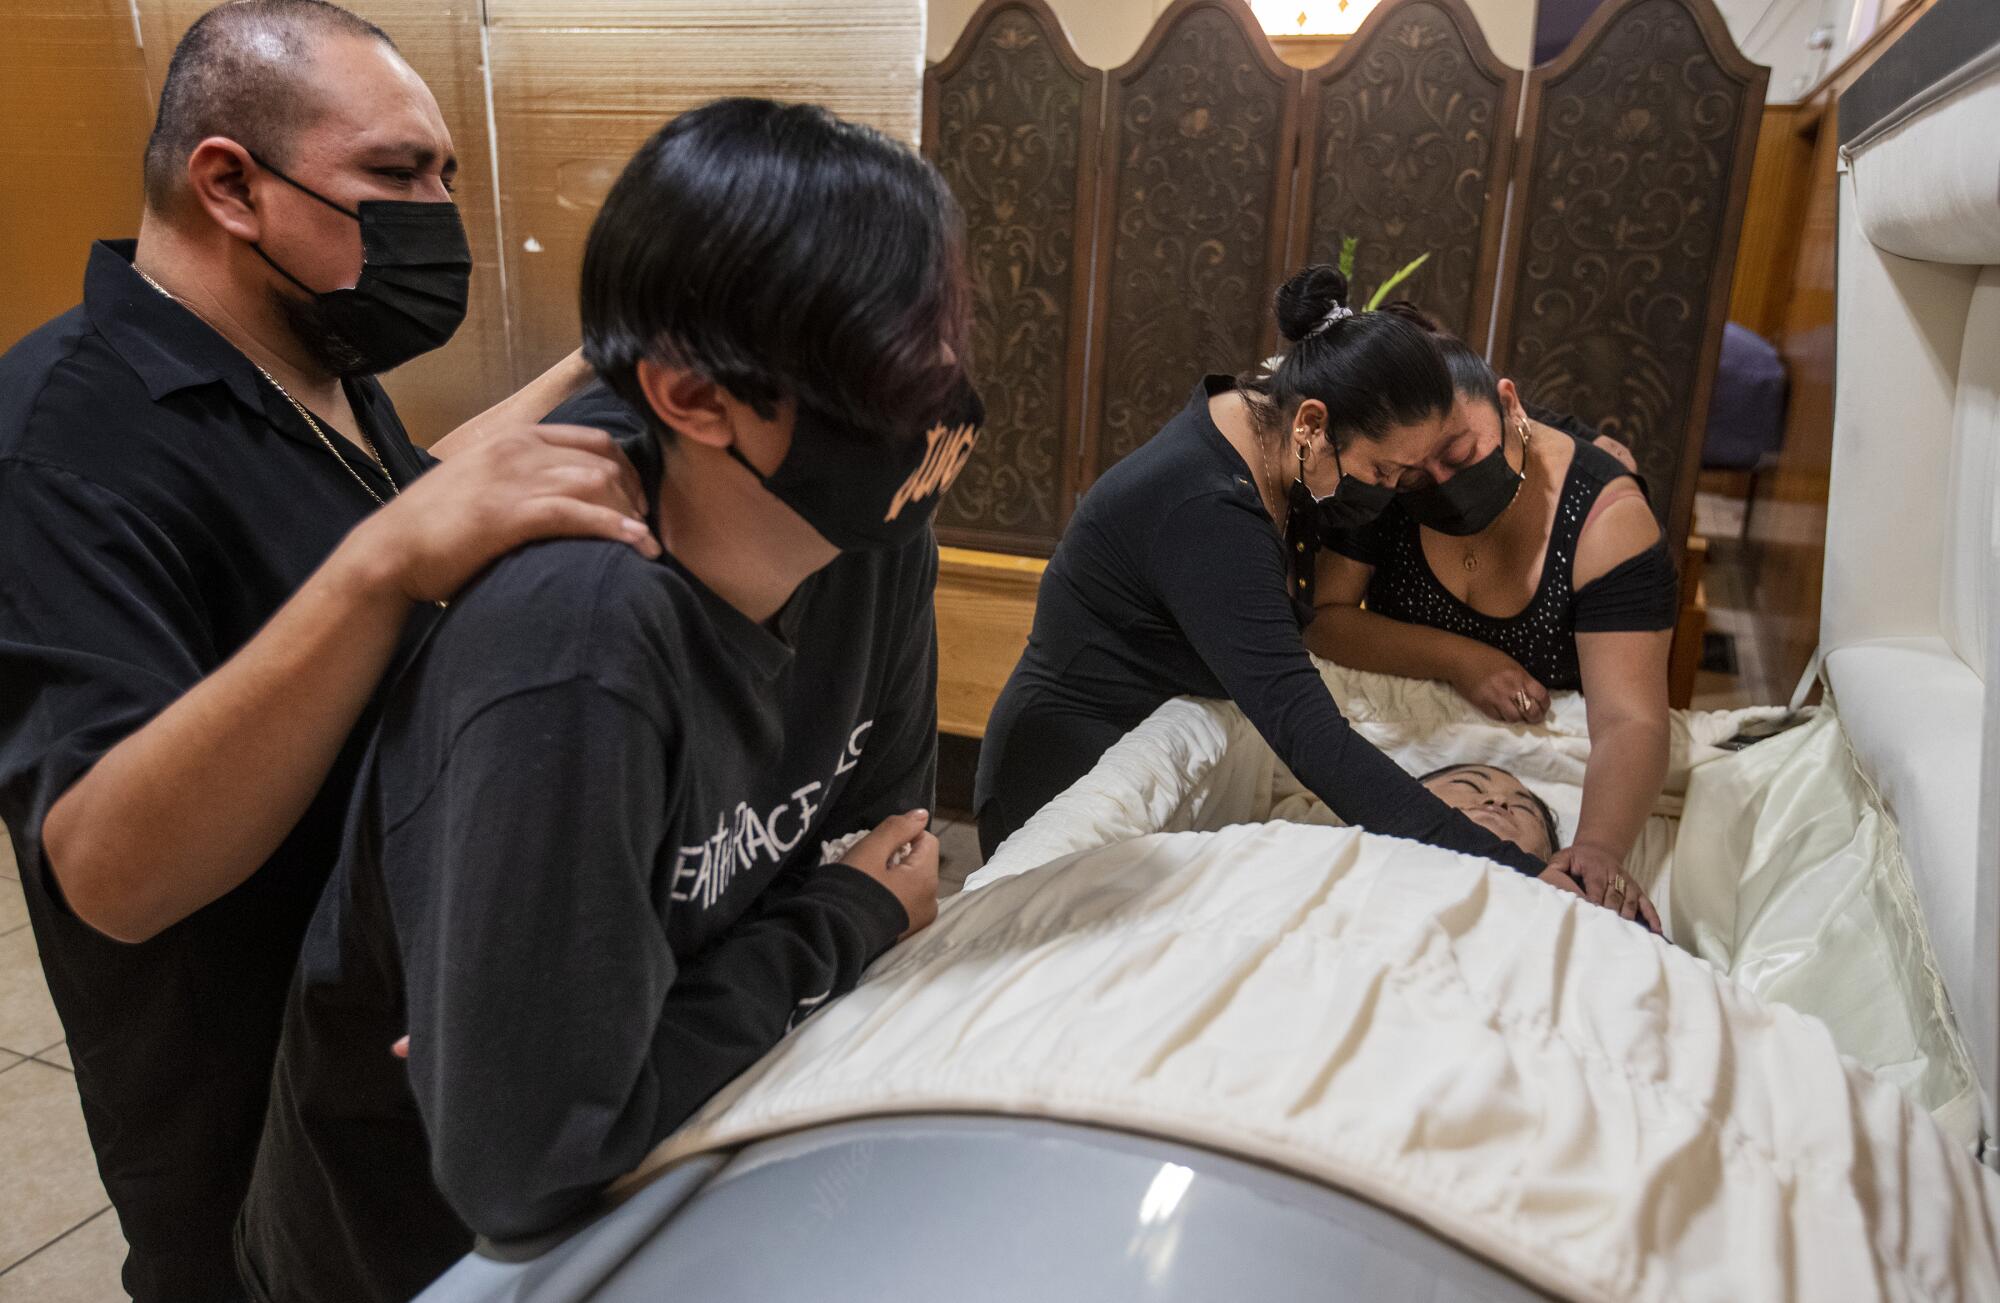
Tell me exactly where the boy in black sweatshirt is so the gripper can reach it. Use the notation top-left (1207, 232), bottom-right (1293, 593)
top-left (236, 98), bottom-right (982, 1303)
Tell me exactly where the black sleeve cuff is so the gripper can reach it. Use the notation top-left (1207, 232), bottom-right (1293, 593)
top-left (804, 863), bottom-right (910, 962)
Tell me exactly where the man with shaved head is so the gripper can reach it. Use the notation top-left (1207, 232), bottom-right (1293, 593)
top-left (0, 4), bottom-right (651, 1297)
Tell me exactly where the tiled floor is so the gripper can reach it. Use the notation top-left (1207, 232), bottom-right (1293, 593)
top-left (0, 836), bottom-right (128, 1301)
top-left (0, 816), bottom-right (986, 1302)
top-left (1690, 492), bottom-right (1782, 712)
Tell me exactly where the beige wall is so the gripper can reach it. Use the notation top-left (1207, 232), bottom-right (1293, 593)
top-left (1715, 0), bottom-right (1875, 101)
top-left (1463, 0), bottom-right (1535, 67)
top-left (1, 1), bottom-right (923, 442)
top-left (926, 0), bottom-right (1170, 66)
top-left (925, 0), bottom-right (1536, 71)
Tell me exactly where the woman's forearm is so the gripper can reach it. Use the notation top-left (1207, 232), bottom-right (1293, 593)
top-left (428, 348), bottom-right (595, 459)
top-left (1572, 716), bottom-right (1670, 861)
top-left (1306, 605), bottom-right (1490, 684)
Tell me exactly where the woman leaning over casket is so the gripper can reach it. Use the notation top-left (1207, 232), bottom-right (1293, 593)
top-left (977, 264), bottom-right (1609, 904)
top-left (1307, 304), bottom-right (1675, 930)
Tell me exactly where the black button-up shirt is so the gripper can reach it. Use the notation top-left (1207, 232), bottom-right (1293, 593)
top-left (0, 240), bottom-right (433, 1301)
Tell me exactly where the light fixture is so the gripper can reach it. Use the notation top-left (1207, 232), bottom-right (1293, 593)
top-left (1252, 0), bottom-right (1384, 36)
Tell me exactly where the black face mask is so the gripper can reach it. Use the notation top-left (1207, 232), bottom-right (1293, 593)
top-left (1400, 415), bottom-right (1528, 536)
top-left (1302, 433), bottom-right (1396, 539)
top-left (248, 154), bottom-right (471, 377)
top-left (729, 374), bottom-right (985, 552)
top-left (1284, 434), bottom-right (1394, 605)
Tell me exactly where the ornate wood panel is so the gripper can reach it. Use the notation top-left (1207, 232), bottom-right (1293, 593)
top-left (1490, 0), bottom-right (1767, 558)
top-left (925, 0), bottom-right (1103, 555)
top-left (1084, 0), bottom-right (1301, 481)
top-left (1288, 0), bottom-right (1520, 347)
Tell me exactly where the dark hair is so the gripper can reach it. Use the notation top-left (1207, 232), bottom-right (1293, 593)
top-left (580, 98), bottom-right (969, 440)
top-left (143, 0), bottom-right (394, 213)
top-left (1238, 266), bottom-right (1454, 448)
top-left (1378, 300), bottom-right (1503, 414)
top-left (1419, 763), bottom-right (1562, 854)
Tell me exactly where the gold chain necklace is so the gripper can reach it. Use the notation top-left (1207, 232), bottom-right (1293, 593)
top-left (1462, 417), bottom-right (1531, 574)
top-left (131, 266), bottom-right (398, 505)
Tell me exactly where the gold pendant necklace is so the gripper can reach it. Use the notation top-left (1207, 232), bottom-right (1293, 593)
top-left (1460, 418), bottom-right (1531, 577)
top-left (253, 362), bottom-right (398, 506)
top-left (131, 266), bottom-right (398, 505)
top-left (133, 263), bottom-right (449, 611)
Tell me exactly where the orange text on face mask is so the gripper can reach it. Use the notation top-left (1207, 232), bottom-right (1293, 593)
top-left (885, 419), bottom-right (980, 522)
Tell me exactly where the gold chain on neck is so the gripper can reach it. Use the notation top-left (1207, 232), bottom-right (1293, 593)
top-left (1462, 417), bottom-right (1532, 574)
top-left (131, 265), bottom-right (397, 506)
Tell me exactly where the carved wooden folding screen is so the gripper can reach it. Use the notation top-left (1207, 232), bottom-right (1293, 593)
top-left (1083, 0), bottom-right (1301, 480)
top-left (1490, 0), bottom-right (1766, 555)
top-left (924, 0), bottom-right (1103, 556)
top-left (1288, 0), bottom-right (1519, 347)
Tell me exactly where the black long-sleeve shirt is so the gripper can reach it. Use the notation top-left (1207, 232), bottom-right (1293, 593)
top-left (236, 387), bottom-right (935, 1303)
top-left (975, 375), bottom-right (1541, 875)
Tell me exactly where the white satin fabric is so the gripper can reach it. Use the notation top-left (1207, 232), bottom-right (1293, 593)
top-left (618, 668), bottom-right (1994, 1299)
top-left (970, 664), bottom-right (1972, 1127)
top-left (1675, 705), bottom-right (1980, 1139)
top-left (977, 663), bottom-right (1774, 910)
top-left (642, 818), bottom-right (2000, 1301)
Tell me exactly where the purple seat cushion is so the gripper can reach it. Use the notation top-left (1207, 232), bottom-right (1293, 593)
top-left (1701, 322), bottom-right (1789, 471)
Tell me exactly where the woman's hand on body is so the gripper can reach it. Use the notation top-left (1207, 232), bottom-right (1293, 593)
top-left (1451, 646), bottom-right (1550, 724)
top-left (841, 809), bottom-right (941, 939)
top-left (1547, 843), bottom-right (1661, 933)
top-left (1536, 866), bottom-right (1584, 897)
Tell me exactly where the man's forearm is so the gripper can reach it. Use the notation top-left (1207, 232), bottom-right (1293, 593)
top-left (1306, 605), bottom-right (1485, 684)
top-left (41, 533), bottom-right (412, 942)
top-left (1573, 717), bottom-right (1669, 861)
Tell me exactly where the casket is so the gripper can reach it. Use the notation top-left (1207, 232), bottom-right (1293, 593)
top-left (1821, 0), bottom-right (2000, 1160)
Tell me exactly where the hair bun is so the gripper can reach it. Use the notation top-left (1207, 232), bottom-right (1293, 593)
top-left (1375, 298), bottom-right (1443, 334)
top-left (1274, 264), bottom-right (1351, 344)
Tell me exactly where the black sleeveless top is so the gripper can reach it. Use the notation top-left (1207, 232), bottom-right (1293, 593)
top-left (1326, 434), bottom-right (1677, 690)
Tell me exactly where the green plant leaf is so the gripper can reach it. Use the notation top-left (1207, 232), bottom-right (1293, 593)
top-left (1365, 251), bottom-right (1430, 311)
top-left (1337, 235), bottom-right (1358, 282)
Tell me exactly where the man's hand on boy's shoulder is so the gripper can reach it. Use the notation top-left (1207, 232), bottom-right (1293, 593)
top-left (350, 420), bottom-right (658, 606)
top-left (839, 808), bottom-right (940, 939)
